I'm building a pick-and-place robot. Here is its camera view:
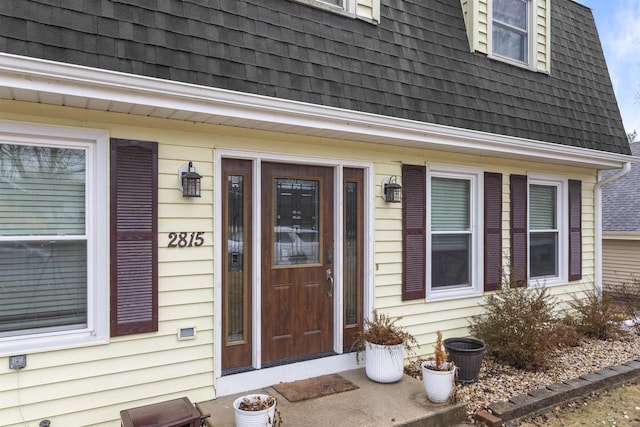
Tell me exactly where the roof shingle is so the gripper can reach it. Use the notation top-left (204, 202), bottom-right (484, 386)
top-left (0, 0), bottom-right (629, 155)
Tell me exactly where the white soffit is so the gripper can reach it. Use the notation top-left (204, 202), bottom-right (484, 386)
top-left (0, 53), bottom-right (635, 169)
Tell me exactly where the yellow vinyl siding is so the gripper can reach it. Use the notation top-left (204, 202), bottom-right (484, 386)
top-left (357, 0), bottom-right (380, 23)
top-left (478, 2), bottom-right (489, 52)
top-left (535, 0), bottom-right (551, 72)
top-left (1, 100), bottom-right (597, 425)
top-left (370, 152), bottom-right (595, 360)
top-left (1, 105), bottom-right (218, 426)
top-left (460, 0), bottom-right (489, 53)
top-left (2, 341), bottom-right (213, 426)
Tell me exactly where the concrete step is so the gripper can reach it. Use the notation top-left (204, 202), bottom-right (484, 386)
top-left (197, 368), bottom-right (467, 427)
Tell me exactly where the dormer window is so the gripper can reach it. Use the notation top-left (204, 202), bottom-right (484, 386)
top-left (492, 0), bottom-right (529, 64)
top-left (298, 0), bottom-right (350, 13)
top-left (289, 0), bottom-right (380, 23)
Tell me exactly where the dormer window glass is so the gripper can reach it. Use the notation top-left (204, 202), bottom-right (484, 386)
top-left (492, 0), bottom-right (529, 64)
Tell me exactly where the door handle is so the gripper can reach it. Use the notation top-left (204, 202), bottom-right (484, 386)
top-left (326, 268), bottom-right (334, 298)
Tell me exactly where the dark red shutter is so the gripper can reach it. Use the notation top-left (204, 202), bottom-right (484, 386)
top-left (509, 174), bottom-right (528, 287)
top-left (110, 139), bottom-right (158, 337)
top-left (402, 164), bottom-right (426, 300)
top-left (484, 172), bottom-right (502, 291)
top-left (568, 180), bottom-right (582, 281)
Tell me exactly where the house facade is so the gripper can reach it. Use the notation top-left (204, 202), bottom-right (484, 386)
top-left (602, 141), bottom-right (640, 293)
top-left (0, 0), bottom-right (634, 425)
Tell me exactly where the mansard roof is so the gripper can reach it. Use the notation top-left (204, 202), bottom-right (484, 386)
top-left (0, 0), bottom-right (629, 155)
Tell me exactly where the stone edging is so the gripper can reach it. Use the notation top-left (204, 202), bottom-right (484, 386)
top-left (473, 359), bottom-right (640, 425)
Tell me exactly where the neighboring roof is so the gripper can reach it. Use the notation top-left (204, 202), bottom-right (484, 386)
top-left (0, 0), bottom-right (629, 155)
top-left (602, 141), bottom-right (640, 231)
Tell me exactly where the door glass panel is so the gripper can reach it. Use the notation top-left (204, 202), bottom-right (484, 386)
top-left (227, 175), bottom-right (245, 343)
top-left (273, 178), bottom-right (320, 266)
top-left (344, 181), bottom-right (357, 325)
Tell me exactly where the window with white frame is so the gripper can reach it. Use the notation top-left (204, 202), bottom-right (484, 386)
top-left (291, 0), bottom-right (353, 15)
top-left (427, 167), bottom-right (482, 299)
top-left (492, 0), bottom-right (530, 64)
top-left (0, 124), bottom-right (107, 353)
top-left (528, 178), bottom-right (566, 284)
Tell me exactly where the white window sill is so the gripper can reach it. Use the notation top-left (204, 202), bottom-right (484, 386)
top-left (0, 329), bottom-right (108, 357)
top-left (427, 286), bottom-right (483, 301)
top-left (528, 276), bottom-right (566, 288)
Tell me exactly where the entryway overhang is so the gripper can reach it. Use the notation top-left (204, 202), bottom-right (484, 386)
top-left (0, 53), bottom-right (637, 170)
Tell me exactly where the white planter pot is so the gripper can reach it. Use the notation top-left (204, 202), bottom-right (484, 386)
top-left (421, 360), bottom-right (455, 403)
top-left (365, 341), bottom-right (405, 383)
top-left (233, 394), bottom-right (277, 427)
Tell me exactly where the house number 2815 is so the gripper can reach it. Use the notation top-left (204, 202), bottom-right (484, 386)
top-left (167, 232), bottom-right (205, 248)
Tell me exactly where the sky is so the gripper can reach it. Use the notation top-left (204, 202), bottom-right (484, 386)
top-left (578, 0), bottom-right (640, 139)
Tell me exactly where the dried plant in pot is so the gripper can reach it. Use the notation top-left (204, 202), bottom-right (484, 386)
top-left (351, 310), bottom-right (418, 383)
top-left (421, 331), bottom-right (456, 403)
top-left (233, 394), bottom-right (282, 427)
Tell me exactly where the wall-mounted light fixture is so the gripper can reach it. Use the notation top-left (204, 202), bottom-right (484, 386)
top-left (178, 161), bottom-right (202, 198)
top-left (382, 176), bottom-right (402, 203)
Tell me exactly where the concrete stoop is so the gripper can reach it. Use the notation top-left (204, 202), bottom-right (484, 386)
top-left (196, 368), bottom-right (467, 426)
top-left (483, 359), bottom-right (640, 424)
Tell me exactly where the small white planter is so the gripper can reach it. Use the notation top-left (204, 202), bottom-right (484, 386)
top-left (421, 360), bottom-right (456, 403)
top-left (365, 341), bottom-right (405, 383)
top-left (233, 394), bottom-right (277, 427)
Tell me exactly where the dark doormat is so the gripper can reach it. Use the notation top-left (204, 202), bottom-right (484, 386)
top-left (272, 373), bottom-right (359, 402)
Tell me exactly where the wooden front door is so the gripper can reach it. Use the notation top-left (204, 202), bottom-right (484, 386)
top-left (261, 162), bottom-right (334, 365)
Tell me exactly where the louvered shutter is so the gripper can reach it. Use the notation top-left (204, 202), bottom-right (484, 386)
top-left (402, 164), bottom-right (426, 300)
top-left (568, 180), bottom-right (582, 281)
top-left (110, 139), bottom-right (158, 337)
top-left (509, 174), bottom-right (528, 287)
top-left (484, 172), bottom-right (502, 291)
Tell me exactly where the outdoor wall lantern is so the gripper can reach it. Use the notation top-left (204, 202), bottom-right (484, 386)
top-left (382, 176), bottom-right (402, 203)
top-left (178, 161), bottom-right (202, 197)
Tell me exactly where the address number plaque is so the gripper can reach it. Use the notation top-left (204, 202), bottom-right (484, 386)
top-left (167, 232), bottom-right (205, 248)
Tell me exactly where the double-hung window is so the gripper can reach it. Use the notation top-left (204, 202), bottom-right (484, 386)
top-left (528, 177), bottom-right (566, 285)
top-left (427, 167), bottom-right (482, 299)
top-left (0, 123), bottom-right (108, 353)
top-left (492, 0), bottom-right (530, 64)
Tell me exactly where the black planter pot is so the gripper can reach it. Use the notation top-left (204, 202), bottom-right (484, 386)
top-left (443, 337), bottom-right (485, 384)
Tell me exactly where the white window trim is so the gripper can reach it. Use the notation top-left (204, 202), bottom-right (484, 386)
top-left (527, 174), bottom-right (567, 287)
top-left (488, 0), bottom-right (536, 69)
top-left (290, 0), bottom-right (357, 18)
top-left (0, 121), bottom-right (108, 356)
top-left (426, 165), bottom-right (484, 301)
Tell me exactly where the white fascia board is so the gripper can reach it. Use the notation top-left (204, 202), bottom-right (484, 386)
top-left (0, 52), bottom-right (635, 169)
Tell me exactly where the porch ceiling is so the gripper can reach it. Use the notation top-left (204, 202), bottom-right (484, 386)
top-left (0, 53), bottom-right (636, 170)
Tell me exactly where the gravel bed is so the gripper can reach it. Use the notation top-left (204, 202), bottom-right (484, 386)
top-left (405, 329), bottom-right (640, 422)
